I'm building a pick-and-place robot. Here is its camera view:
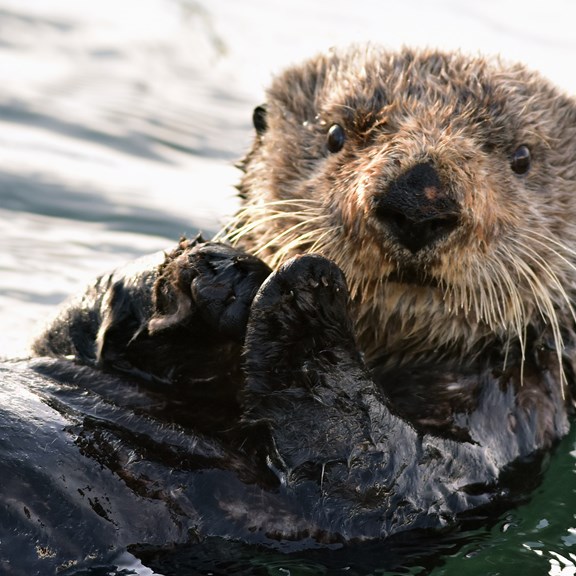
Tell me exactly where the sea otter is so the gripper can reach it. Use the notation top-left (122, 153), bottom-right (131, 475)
top-left (6, 45), bottom-right (576, 571)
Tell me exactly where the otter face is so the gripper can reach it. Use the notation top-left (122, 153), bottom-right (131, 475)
top-left (228, 46), bottom-right (576, 370)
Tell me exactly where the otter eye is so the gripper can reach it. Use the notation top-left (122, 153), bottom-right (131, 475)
top-left (327, 124), bottom-right (346, 153)
top-left (511, 145), bottom-right (531, 175)
top-left (252, 105), bottom-right (267, 135)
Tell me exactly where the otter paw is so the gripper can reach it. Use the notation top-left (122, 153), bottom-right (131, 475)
top-left (244, 254), bottom-right (357, 390)
top-left (150, 240), bottom-right (271, 341)
top-left (251, 253), bottom-right (350, 331)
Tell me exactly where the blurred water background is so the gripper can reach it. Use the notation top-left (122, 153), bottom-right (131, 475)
top-left (2, 0), bottom-right (576, 574)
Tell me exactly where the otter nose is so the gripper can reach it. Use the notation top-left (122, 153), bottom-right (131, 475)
top-left (374, 162), bottom-right (460, 253)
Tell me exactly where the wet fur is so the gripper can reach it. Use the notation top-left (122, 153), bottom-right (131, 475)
top-left (11, 249), bottom-right (570, 572)
top-left (17, 45), bottom-right (576, 567)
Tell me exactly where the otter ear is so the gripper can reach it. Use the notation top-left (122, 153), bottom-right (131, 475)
top-left (252, 104), bottom-right (267, 135)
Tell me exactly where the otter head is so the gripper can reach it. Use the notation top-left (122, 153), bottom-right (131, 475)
top-left (227, 46), bottom-right (576, 373)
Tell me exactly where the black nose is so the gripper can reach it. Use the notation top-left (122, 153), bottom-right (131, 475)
top-left (374, 162), bottom-right (460, 253)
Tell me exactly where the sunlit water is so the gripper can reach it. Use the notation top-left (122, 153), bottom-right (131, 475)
top-left (2, 1), bottom-right (576, 574)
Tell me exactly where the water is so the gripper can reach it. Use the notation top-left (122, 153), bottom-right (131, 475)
top-left (2, 0), bottom-right (576, 573)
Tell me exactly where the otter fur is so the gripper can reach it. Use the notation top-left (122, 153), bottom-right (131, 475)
top-left (11, 45), bottom-right (576, 569)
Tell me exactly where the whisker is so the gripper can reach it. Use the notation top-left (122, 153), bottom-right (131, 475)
top-left (518, 230), bottom-right (576, 276)
top-left (524, 228), bottom-right (576, 259)
top-left (215, 198), bottom-right (324, 243)
top-left (308, 228), bottom-right (339, 254)
top-left (514, 237), bottom-right (576, 322)
top-left (256, 225), bottom-right (333, 262)
top-left (512, 238), bottom-right (576, 390)
top-left (228, 213), bottom-right (326, 246)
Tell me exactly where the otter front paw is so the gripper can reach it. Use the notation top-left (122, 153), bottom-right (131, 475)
top-left (150, 239), bottom-right (271, 342)
top-left (243, 254), bottom-right (365, 395)
top-left (241, 255), bottom-right (378, 475)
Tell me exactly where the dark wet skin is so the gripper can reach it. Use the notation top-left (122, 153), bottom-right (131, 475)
top-left (1, 240), bottom-right (572, 573)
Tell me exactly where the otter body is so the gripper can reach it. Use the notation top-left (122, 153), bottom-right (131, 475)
top-left (13, 46), bottom-right (576, 569)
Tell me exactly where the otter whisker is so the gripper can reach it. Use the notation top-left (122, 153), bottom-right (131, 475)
top-left (492, 250), bottom-right (529, 377)
top-left (514, 236), bottom-right (576, 323)
top-left (519, 230), bottom-right (576, 276)
top-left (216, 198), bottom-right (325, 243)
top-left (462, 249), bottom-right (528, 370)
top-left (446, 253), bottom-right (516, 334)
top-left (494, 245), bottom-right (530, 335)
top-left (501, 241), bottom-right (568, 388)
top-left (266, 227), bottom-right (336, 268)
top-left (510, 237), bottom-right (576, 390)
top-left (515, 240), bottom-right (576, 346)
top-left (477, 261), bottom-right (506, 330)
top-left (251, 217), bottom-right (329, 256)
top-left (222, 210), bottom-right (325, 245)
top-left (233, 198), bottom-right (324, 210)
top-left (307, 227), bottom-right (339, 255)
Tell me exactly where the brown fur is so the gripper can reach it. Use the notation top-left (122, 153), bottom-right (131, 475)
top-left (222, 45), bottom-right (576, 383)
